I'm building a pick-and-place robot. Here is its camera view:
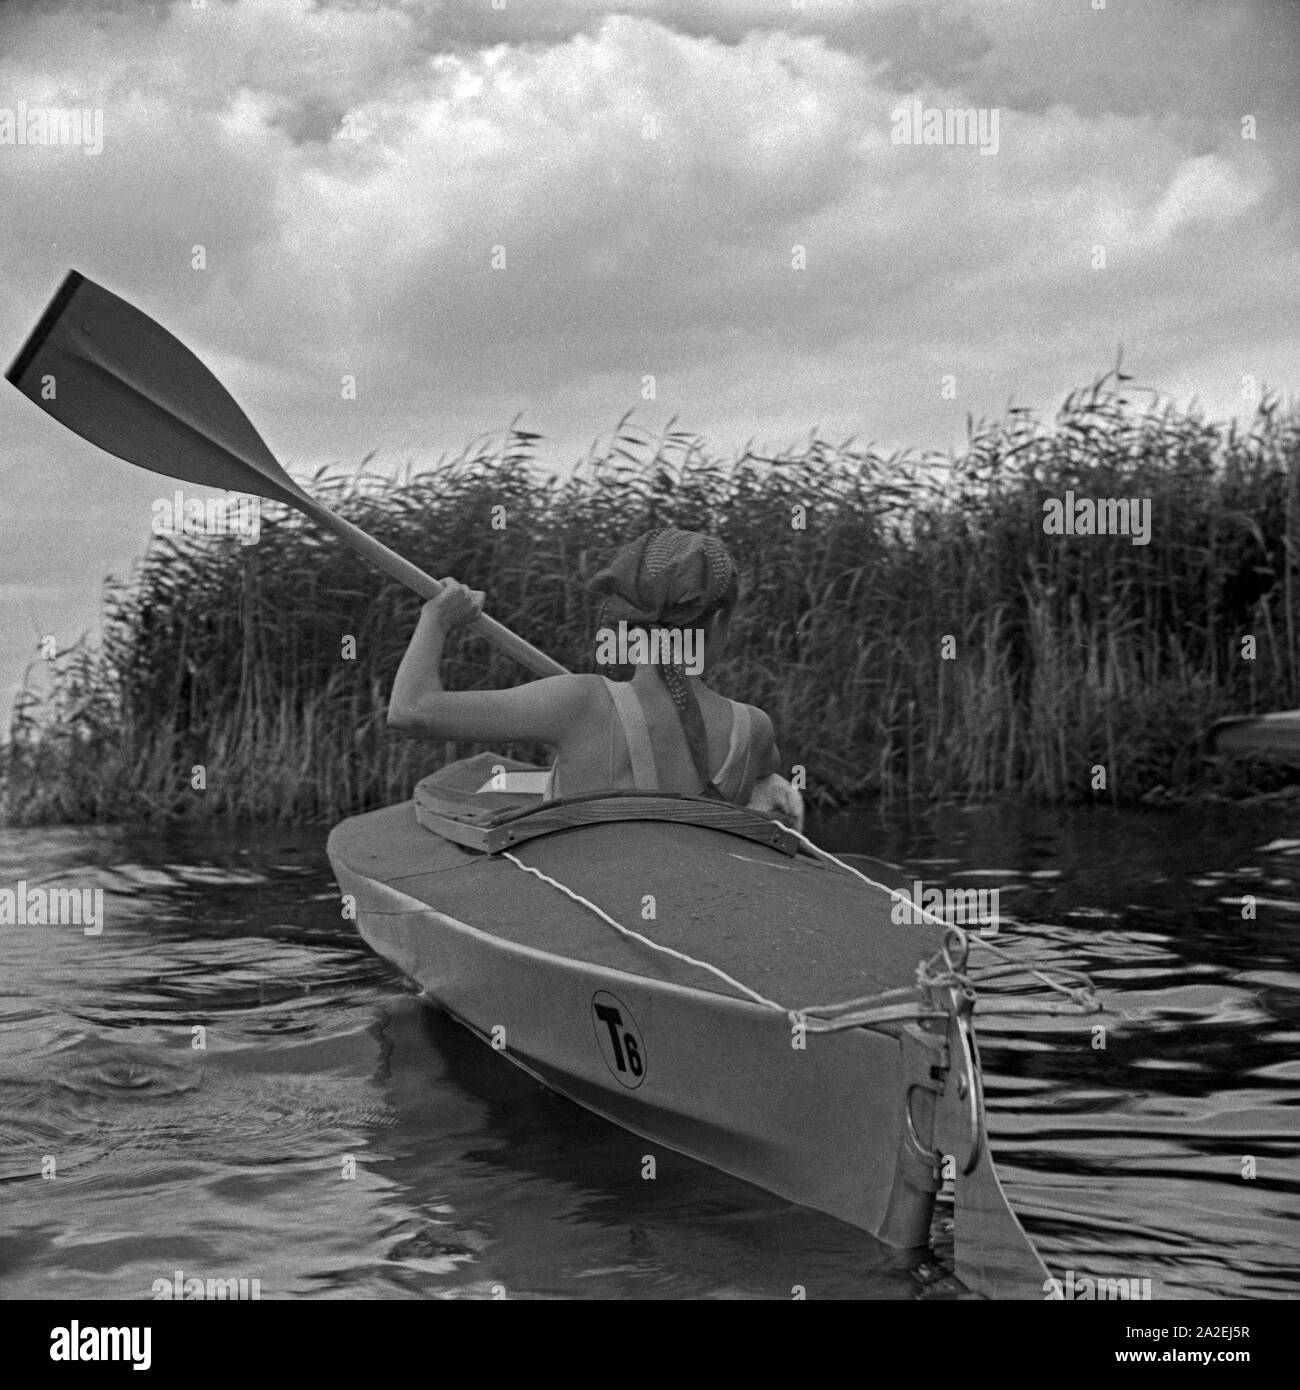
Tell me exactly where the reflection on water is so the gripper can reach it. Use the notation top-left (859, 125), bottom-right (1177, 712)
top-left (0, 804), bottom-right (1296, 1299)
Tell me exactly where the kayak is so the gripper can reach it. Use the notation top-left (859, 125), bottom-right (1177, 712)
top-left (329, 751), bottom-right (1082, 1296)
top-left (1210, 710), bottom-right (1300, 763)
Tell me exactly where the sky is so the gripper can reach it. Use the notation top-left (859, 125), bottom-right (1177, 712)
top-left (0, 0), bottom-right (1297, 711)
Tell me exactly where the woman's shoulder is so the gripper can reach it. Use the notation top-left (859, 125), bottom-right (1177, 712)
top-left (723, 695), bottom-right (773, 727)
top-left (744, 703), bottom-right (776, 742)
top-left (711, 695), bottom-right (775, 749)
top-left (531, 672), bottom-right (611, 715)
top-left (559, 672), bottom-right (613, 698)
top-left (541, 672), bottom-right (609, 689)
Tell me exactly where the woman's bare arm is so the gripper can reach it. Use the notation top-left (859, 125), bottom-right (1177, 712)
top-left (745, 709), bottom-right (804, 829)
top-left (750, 708), bottom-right (782, 779)
top-left (387, 583), bottom-right (596, 744)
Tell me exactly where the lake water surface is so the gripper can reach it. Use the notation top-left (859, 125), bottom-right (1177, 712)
top-left (2, 801), bottom-right (1297, 1300)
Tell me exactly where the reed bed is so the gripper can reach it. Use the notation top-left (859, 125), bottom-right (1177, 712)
top-left (4, 374), bottom-right (1299, 824)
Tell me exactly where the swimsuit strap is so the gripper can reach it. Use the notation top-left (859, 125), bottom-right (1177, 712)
top-left (603, 677), bottom-right (660, 790)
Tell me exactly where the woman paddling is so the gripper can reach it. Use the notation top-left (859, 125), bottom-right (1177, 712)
top-left (387, 528), bottom-right (803, 828)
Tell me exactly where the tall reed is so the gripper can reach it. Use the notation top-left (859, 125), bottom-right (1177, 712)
top-left (4, 374), bottom-right (1298, 824)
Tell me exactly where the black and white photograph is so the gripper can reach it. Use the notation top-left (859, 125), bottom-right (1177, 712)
top-left (0, 0), bottom-right (1297, 1339)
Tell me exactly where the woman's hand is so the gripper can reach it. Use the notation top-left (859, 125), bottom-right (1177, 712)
top-left (747, 773), bottom-right (805, 833)
top-left (425, 579), bottom-right (485, 631)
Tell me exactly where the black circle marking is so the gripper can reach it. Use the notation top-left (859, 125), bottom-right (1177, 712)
top-left (591, 990), bottom-right (647, 1089)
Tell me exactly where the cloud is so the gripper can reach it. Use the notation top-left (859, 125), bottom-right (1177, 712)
top-left (1145, 153), bottom-right (1269, 244)
top-left (0, 1), bottom-right (1291, 426)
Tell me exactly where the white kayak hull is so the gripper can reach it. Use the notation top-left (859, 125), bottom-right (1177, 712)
top-left (332, 855), bottom-right (936, 1246)
top-left (328, 758), bottom-right (1072, 1297)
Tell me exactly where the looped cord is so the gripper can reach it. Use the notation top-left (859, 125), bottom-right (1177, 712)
top-left (500, 826), bottom-right (1101, 1031)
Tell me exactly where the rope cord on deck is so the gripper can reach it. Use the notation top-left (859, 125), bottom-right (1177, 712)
top-left (502, 826), bottom-right (1100, 1032)
top-left (502, 852), bottom-right (787, 1013)
top-left (501, 851), bottom-right (934, 1031)
top-left (786, 828), bottom-right (1099, 1013)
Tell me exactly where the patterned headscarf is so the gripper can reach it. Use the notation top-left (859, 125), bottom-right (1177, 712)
top-left (589, 529), bottom-right (738, 629)
top-left (589, 529), bottom-right (739, 795)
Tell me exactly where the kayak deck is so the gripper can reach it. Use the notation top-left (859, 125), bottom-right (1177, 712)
top-left (332, 798), bottom-right (941, 1010)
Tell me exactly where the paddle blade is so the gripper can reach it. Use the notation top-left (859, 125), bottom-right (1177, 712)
top-left (8, 270), bottom-right (570, 678)
top-left (1210, 711), bottom-right (1300, 763)
top-left (952, 1138), bottom-right (1052, 1300)
top-left (6, 270), bottom-right (301, 506)
top-left (934, 1005), bottom-right (1054, 1298)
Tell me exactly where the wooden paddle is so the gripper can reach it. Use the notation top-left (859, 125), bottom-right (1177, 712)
top-left (6, 269), bottom-right (569, 679)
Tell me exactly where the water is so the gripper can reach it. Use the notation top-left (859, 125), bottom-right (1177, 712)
top-left (1, 803), bottom-right (1297, 1300)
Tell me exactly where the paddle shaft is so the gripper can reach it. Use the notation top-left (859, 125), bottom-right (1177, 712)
top-left (289, 485), bottom-right (568, 677)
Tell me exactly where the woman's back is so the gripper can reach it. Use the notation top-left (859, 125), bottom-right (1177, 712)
top-left (547, 672), bottom-right (765, 802)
